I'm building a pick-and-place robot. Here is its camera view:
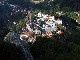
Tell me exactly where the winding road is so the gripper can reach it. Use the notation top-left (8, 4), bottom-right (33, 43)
top-left (4, 31), bottom-right (34, 60)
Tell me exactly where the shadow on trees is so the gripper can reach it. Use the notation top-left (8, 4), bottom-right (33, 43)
top-left (60, 16), bottom-right (79, 30)
top-left (0, 40), bottom-right (25, 60)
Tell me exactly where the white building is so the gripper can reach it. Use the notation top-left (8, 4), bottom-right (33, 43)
top-left (37, 12), bottom-right (55, 21)
top-left (37, 12), bottom-right (42, 17)
top-left (20, 34), bottom-right (28, 40)
top-left (55, 19), bottom-right (62, 24)
top-left (48, 16), bottom-right (55, 21)
top-left (42, 14), bottom-right (48, 19)
top-left (26, 24), bottom-right (33, 31)
top-left (46, 21), bottom-right (57, 28)
top-left (31, 0), bottom-right (44, 4)
top-left (34, 29), bottom-right (41, 35)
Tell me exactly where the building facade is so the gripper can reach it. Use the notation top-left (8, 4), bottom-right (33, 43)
top-left (31, 0), bottom-right (44, 4)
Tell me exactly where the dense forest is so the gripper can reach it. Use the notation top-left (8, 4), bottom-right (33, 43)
top-left (0, 39), bottom-right (25, 60)
top-left (7, 0), bottom-right (80, 11)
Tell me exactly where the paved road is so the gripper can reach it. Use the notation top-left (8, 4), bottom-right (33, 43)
top-left (4, 31), bottom-right (34, 60)
top-left (15, 33), bottom-right (34, 60)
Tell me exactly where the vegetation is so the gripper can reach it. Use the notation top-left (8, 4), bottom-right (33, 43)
top-left (28, 4), bottom-right (80, 59)
top-left (32, 0), bottom-right (80, 23)
top-left (0, 39), bottom-right (25, 60)
top-left (29, 29), bottom-right (80, 60)
top-left (0, 0), bottom-right (80, 60)
top-left (0, 28), bottom-right (10, 40)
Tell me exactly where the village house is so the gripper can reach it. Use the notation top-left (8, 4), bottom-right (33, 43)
top-left (37, 12), bottom-right (42, 18)
top-left (33, 29), bottom-right (41, 35)
top-left (31, 0), bottom-right (44, 4)
top-left (19, 12), bottom-right (63, 43)
top-left (20, 31), bottom-right (34, 40)
top-left (48, 15), bottom-right (55, 21)
top-left (28, 36), bottom-right (36, 44)
top-left (55, 18), bottom-right (62, 25)
top-left (26, 24), bottom-right (33, 32)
